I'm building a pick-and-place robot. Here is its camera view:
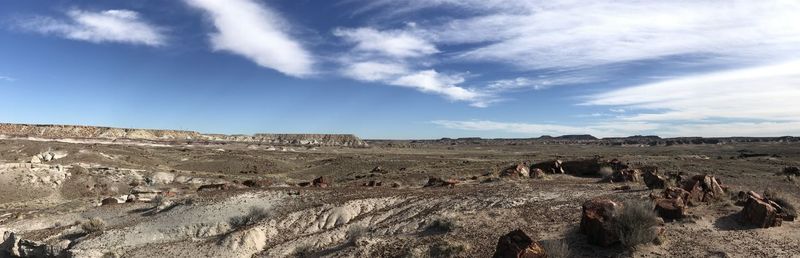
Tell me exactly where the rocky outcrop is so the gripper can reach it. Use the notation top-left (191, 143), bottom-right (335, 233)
top-left (682, 175), bottom-right (726, 205)
top-left (0, 123), bottom-right (368, 147)
top-left (492, 229), bottom-right (546, 258)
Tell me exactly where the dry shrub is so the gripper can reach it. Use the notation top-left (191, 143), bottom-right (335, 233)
top-left (346, 225), bottom-right (368, 245)
top-left (426, 217), bottom-right (458, 234)
top-left (229, 206), bottom-right (269, 228)
top-left (613, 200), bottom-right (660, 249)
top-left (598, 166), bottom-right (614, 179)
top-left (773, 197), bottom-right (797, 219)
top-left (540, 239), bottom-right (572, 258)
top-left (429, 239), bottom-right (469, 258)
top-left (81, 217), bottom-right (107, 233)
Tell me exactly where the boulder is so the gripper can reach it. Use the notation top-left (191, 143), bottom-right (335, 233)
top-left (424, 177), bottom-right (459, 187)
top-left (654, 197), bottom-right (686, 221)
top-left (682, 175), bottom-right (725, 205)
top-left (312, 176), bottom-right (331, 187)
top-left (242, 179), bottom-right (272, 188)
top-left (500, 162), bottom-right (530, 178)
top-left (602, 168), bottom-right (641, 183)
top-left (580, 198), bottom-right (621, 246)
top-left (197, 183), bottom-right (230, 192)
top-left (101, 197), bottom-right (122, 206)
top-left (562, 159), bottom-right (605, 176)
top-left (642, 167), bottom-right (667, 189)
top-left (530, 168), bottom-right (546, 179)
top-left (492, 229), bottom-right (546, 258)
top-left (741, 193), bottom-right (783, 228)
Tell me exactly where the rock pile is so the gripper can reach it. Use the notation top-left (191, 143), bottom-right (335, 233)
top-left (29, 150), bottom-right (68, 164)
top-left (601, 168), bottom-right (641, 183)
top-left (500, 162), bottom-right (530, 178)
top-left (492, 229), bottom-right (546, 258)
top-left (648, 174), bottom-right (726, 221)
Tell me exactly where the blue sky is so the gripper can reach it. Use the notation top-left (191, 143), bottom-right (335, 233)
top-left (1, 0), bottom-right (800, 139)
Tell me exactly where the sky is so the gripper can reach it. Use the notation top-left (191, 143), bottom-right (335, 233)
top-left (1, 0), bottom-right (800, 139)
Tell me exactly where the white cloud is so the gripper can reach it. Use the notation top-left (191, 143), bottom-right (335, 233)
top-left (0, 76), bottom-right (16, 82)
top-left (390, 70), bottom-right (478, 101)
top-left (185, 0), bottom-right (313, 77)
top-left (583, 60), bottom-right (800, 122)
top-left (334, 27), bottom-right (438, 58)
top-left (433, 120), bottom-right (800, 137)
top-left (432, 120), bottom-right (660, 137)
top-left (19, 9), bottom-right (166, 46)
top-left (357, 1), bottom-right (800, 70)
top-left (487, 75), bottom-right (598, 92)
top-left (334, 26), bottom-right (484, 105)
top-left (341, 61), bottom-right (409, 81)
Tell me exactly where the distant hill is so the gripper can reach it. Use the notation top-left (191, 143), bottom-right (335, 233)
top-left (0, 123), bottom-right (368, 147)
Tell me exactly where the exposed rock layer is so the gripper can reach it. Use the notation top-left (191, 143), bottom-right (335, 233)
top-left (0, 123), bottom-right (367, 147)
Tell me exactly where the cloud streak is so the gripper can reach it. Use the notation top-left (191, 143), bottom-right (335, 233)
top-left (583, 60), bottom-right (800, 122)
top-left (185, 0), bottom-right (314, 77)
top-left (19, 9), bottom-right (166, 46)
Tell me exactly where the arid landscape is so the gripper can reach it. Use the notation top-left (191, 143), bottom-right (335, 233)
top-left (0, 123), bottom-right (798, 257)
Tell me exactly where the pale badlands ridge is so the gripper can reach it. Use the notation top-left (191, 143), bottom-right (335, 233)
top-left (0, 123), bottom-right (368, 147)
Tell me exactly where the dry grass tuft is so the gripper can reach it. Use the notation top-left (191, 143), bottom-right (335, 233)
top-left (613, 200), bottom-right (661, 249)
top-left (429, 239), bottom-right (469, 258)
top-left (81, 217), bottom-right (107, 233)
top-left (541, 239), bottom-right (572, 258)
top-left (229, 206), bottom-right (269, 228)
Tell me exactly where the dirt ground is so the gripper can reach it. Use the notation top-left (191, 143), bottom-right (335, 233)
top-left (1, 138), bottom-right (799, 257)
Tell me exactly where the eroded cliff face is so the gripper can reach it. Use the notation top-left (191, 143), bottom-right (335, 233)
top-left (0, 123), bottom-right (367, 147)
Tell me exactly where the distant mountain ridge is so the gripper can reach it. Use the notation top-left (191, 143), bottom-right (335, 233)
top-left (0, 123), bottom-right (368, 147)
top-left (370, 134), bottom-right (799, 146)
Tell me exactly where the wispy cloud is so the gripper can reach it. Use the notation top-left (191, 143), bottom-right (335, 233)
top-left (583, 60), bottom-right (800, 122)
top-left (367, 1), bottom-right (800, 70)
top-left (432, 120), bottom-right (660, 137)
top-left (18, 9), bottom-right (166, 46)
top-left (433, 119), bottom-right (800, 138)
top-left (0, 76), bottom-right (16, 82)
top-left (334, 26), bottom-right (486, 106)
top-left (334, 27), bottom-right (438, 58)
top-left (185, 0), bottom-right (314, 77)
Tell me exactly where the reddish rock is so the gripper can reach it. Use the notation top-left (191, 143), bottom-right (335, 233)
top-left (655, 197), bottom-right (686, 221)
top-left (197, 183), bottom-right (229, 192)
top-left (312, 176), bottom-right (331, 187)
top-left (530, 168), bottom-right (546, 179)
top-left (500, 162), bottom-right (530, 178)
top-left (682, 175), bottom-right (725, 204)
top-left (603, 168), bottom-right (641, 183)
top-left (742, 193), bottom-right (783, 228)
top-left (101, 197), bottom-right (120, 206)
top-left (242, 179), bottom-right (272, 188)
top-left (642, 167), bottom-right (667, 189)
top-left (492, 229), bottom-right (546, 258)
top-left (580, 198), bottom-right (621, 246)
